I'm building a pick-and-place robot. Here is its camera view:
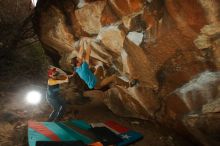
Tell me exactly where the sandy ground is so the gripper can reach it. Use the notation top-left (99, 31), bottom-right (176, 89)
top-left (0, 91), bottom-right (194, 146)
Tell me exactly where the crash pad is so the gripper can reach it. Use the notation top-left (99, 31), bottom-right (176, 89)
top-left (28, 121), bottom-right (93, 146)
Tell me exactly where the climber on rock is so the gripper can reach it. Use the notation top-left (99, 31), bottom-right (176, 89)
top-left (70, 38), bottom-right (138, 90)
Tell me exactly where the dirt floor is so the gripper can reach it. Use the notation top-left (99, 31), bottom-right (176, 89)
top-left (0, 90), bottom-right (195, 146)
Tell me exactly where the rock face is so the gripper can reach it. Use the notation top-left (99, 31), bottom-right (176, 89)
top-left (34, 0), bottom-right (220, 145)
top-left (75, 1), bottom-right (106, 35)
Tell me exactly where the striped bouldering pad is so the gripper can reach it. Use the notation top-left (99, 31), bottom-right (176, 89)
top-left (28, 120), bottom-right (93, 146)
top-left (117, 130), bottom-right (143, 146)
top-left (28, 120), bottom-right (143, 146)
top-left (91, 120), bottom-right (143, 146)
top-left (36, 140), bottom-right (86, 146)
top-left (90, 127), bottom-right (123, 145)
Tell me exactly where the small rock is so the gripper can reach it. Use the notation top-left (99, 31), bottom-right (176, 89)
top-left (147, 0), bottom-right (153, 3)
top-left (0, 92), bottom-right (6, 97)
top-left (127, 31), bottom-right (143, 46)
top-left (74, 96), bottom-right (91, 105)
top-left (0, 112), bottom-right (20, 123)
top-left (77, 0), bottom-right (88, 8)
top-left (0, 42), bottom-right (3, 47)
top-left (131, 121), bottom-right (140, 125)
top-left (168, 136), bottom-right (173, 141)
top-left (14, 121), bottom-right (26, 129)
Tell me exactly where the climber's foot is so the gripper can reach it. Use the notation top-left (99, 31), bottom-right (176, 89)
top-left (129, 79), bottom-right (139, 87)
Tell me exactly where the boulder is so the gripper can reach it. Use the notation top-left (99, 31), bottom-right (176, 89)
top-left (194, 22), bottom-right (220, 69)
top-left (103, 86), bottom-right (150, 119)
top-left (157, 50), bottom-right (210, 97)
top-left (75, 1), bottom-right (106, 34)
top-left (34, 1), bottom-right (220, 145)
top-left (97, 25), bottom-right (125, 55)
top-left (109, 0), bottom-right (143, 17)
top-left (40, 6), bottom-right (75, 53)
top-left (123, 39), bottom-right (158, 89)
top-left (213, 39), bottom-right (220, 69)
top-left (101, 3), bottom-right (119, 26)
top-left (157, 71), bottom-right (220, 143)
top-left (183, 112), bottom-right (220, 146)
top-left (165, 0), bottom-right (208, 38)
top-left (122, 12), bottom-right (145, 31)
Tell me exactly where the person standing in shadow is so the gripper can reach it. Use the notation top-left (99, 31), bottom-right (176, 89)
top-left (47, 67), bottom-right (68, 121)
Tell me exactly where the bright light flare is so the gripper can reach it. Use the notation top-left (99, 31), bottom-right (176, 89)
top-left (31, 0), bottom-right (38, 7)
top-left (26, 91), bottom-right (42, 105)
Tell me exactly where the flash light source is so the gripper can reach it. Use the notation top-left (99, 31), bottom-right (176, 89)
top-left (26, 91), bottom-right (42, 105)
top-left (31, 0), bottom-right (38, 7)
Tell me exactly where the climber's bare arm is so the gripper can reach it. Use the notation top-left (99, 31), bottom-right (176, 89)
top-left (56, 75), bottom-right (67, 80)
top-left (85, 43), bottom-right (91, 64)
top-left (78, 43), bottom-right (84, 60)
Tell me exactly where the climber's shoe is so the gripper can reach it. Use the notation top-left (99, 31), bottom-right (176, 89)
top-left (129, 79), bottom-right (139, 87)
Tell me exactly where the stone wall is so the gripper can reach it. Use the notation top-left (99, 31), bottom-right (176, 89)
top-left (34, 0), bottom-right (220, 145)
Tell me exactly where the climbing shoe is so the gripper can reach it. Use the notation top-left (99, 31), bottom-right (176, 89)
top-left (129, 79), bottom-right (139, 87)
